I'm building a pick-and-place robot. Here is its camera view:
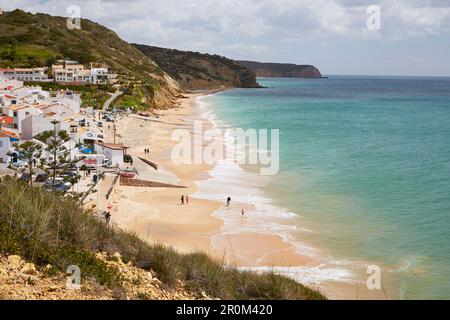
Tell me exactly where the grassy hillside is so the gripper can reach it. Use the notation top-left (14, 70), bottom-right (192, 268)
top-left (134, 44), bottom-right (261, 90)
top-left (0, 9), bottom-right (180, 109)
top-left (0, 177), bottom-right (326, 300)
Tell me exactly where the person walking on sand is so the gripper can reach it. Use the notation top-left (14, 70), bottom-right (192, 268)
top-left (227, 197), bottom-right (231, 207)
top-left (241, 209), bottom-right (245, 216)
top-left (105, 211), bottom-right (111, 225)
top-left (186, 195), bottom-right (189, 205)
top-left (181, 195), bottom-right (184, 205)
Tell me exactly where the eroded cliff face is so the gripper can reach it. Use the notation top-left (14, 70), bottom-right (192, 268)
top-left (238, 61), bottom-right (323, 78)
top-left (134, 44), bottom-right (260, 90)
top-left (148, 72), bottom-right (183, 109)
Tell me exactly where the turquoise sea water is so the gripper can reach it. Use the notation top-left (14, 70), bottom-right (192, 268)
top-left (202, 76), bottom-right (450, 299)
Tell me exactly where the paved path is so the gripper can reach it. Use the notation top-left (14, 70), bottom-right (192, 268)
top-left (103, 91), bottom-right (123, 111)
top-left (131, 156), bottom-right (179, 185)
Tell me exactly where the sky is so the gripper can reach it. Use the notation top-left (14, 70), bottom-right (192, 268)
top-left (1, 0), bottom-right (450, 76)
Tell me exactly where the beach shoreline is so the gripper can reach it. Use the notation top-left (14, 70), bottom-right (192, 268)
top-left (109, 90), bottom-right (396, 300)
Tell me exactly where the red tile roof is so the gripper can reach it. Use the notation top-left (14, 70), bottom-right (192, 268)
top-left (0, 130), bottom-right (18, 139)
top-left (0, 116), bottom-right (14, 125)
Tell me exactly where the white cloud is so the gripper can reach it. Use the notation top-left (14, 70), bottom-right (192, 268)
top-left (1, 0), bottom-right (450, 73)
top-left (1, 0), bottom-right (450, 45)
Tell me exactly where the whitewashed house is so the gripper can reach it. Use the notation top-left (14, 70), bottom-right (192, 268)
top-left (39, 103), bottom-right (74, 119)
top-left (0, 131), bottom-right (11, 164)
top-left (90, 68), bottom-right (109, 84)
top-left (20, 115), bottom-right (70, 140)
top-left (0, 94), bottom-right (18, 113)
top-left (0, 78), bottom-right (24, 91)
top-left (51, 61), bottom-right (112, 84)
top-left (95, 142), bottom-right (128, 166)
top-left (10, 105), bottom-right (42, 133)
top-left (45, 96), bottom-right (80, 114)
top-left (0, 68), bottom-right (48, 82)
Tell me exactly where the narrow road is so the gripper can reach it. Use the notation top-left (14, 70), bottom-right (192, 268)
top-left (103, 91), bottom-right (123, 111)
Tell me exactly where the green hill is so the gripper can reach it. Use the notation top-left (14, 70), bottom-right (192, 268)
top-left (0, 9), bottom-right (181, 109)
top-left (134, 44), bottom-right (261, 90)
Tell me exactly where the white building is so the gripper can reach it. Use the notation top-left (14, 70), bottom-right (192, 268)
top-left (90, 68), bottom-right (109, 84)
top-left (20, 115), bottom-right (70, 140)
top-left (0, 78), bottom-right (24, 91)
top-left (0, 94), bottom-right (19, 113)
top-left (10, 105), bottom-right (42, 133)
top-left (10, 86), bottom-right (43, 100)
top-left (0, 68), bottom-right (48, 82)
top-left (40, 103), bottom-right (75, 120)
top-left (0, 131), bottom-right (11, 164)
top-left (95, 142), bottom-right (128, 166)
top-left (52, 61), bottom-right (112, 84)
top-left (44, 96), bottom-right (80, 114)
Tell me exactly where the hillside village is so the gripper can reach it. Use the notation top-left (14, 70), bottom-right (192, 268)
top-left (0, 61), bottom-right (133, 199)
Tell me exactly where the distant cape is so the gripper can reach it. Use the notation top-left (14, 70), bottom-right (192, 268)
top-left (237, 60), bottom-right (323, 78)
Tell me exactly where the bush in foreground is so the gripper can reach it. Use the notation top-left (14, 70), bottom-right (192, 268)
top-left (0, 178), bottom-right (325, 300)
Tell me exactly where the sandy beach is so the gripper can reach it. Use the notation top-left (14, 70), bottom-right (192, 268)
top-left (108, 92), bottom-right (316, 264)
top-left (105, 91), bottom-right (394, 300)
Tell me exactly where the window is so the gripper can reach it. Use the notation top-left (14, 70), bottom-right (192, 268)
top-left (0, 141), bottom-right (3, 147)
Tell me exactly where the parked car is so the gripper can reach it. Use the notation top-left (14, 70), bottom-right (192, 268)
top-left (59, 171), bottom-right (79, 181)
top-left (54, 182), bottom-right (70, 193)
top-left (20, 172), bottom-right (31, 182)
top-left (44, 178), bottom-right (72, 192)
top-left (35, 173), bottom-right (49, 183)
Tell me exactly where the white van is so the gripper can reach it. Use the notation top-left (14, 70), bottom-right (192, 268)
top-left (81, 154), bottom-right (111, 168)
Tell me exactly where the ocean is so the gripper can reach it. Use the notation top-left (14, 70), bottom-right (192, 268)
top-left (195, 76), bottom-right (450, 299)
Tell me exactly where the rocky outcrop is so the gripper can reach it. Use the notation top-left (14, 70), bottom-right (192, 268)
top-left (134, 44), bottom-right (261, 90)
top-left (0, 253), bottom-right (213, 300)
top-left (238, 60), bottom-right (323, 78)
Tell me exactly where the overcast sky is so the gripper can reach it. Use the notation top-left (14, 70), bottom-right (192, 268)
top-left (2, 0), bottom-right (450, 76)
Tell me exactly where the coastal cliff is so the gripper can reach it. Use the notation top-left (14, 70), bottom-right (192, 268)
top-left (134, 44), bottom-right (261, 90)
top-left (238, 60), bottom-right (323, 78)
